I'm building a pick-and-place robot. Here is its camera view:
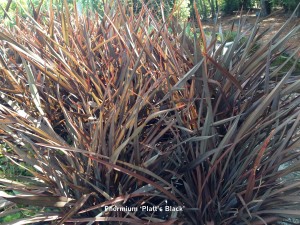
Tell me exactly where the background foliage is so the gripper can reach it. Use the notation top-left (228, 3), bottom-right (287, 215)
top-left (1, 0), bottom-right (300, 22)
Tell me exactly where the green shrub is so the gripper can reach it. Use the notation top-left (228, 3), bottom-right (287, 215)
top-left (0, 1), bottom-right (300, 224)
top-left (222, 0), bottom-right (240, 14)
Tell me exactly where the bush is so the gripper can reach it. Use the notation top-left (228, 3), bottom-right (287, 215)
top-left (0, 1), bottom-right (300, 224)
top-left (222, 0), bottom-right (240, 14)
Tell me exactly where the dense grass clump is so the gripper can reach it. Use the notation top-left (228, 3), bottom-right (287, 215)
top-left (0, 1), bottom-right (300, 224)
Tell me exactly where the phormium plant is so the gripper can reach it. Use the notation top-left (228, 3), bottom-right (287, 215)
top-left (0, 1), bottom-right (300, 224)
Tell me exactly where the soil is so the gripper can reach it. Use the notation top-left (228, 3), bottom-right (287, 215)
top-left (202, 9), bottom-right (300, 56)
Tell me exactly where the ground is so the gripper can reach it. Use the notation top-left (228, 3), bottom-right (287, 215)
top-left (202, 9), bottom-right (300, 56)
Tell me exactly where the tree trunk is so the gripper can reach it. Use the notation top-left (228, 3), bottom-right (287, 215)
top-left (260, 0), bottom-right (271, 17)
top-left (189, 0), bottom-right (195, 20)
top-left (241, 0), bottom-right (251, 9)
top-left (215, 0), bottom-right (218, 13)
